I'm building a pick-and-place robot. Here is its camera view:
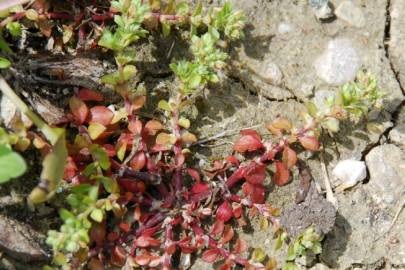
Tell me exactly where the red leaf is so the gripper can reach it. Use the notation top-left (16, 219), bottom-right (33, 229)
top-left (77, 88), bottom-right (104, 102)
top-left (175, 153), bottom-right (185, 167)
top-left (89, 106), bottom-right (114, 126)
top-left (233, 204), bottom-right (243, 218)
top-left (103, 144), bottom-right (116, 157)
top-left (273, 161), bottom-right (290, 186)
top-left (69, 96), bottom-right (88, 124)
top-left (240, 129), bottom-right (262, 141)
top-left (202, 249), bottom-right (220, 263)
top-left (225, 155), bottom-right (240, 166)
top-left (107, 232), bottom-right (119, 242)
top-left (88, 258), bottom-right (105, 270)
top-left (242, 182), bottom-right (265, 204)
top-left (134, 253), bottom-right (151, 266)
top-left (130, 152), bottom-right (146, 170)
top-left (145, 120), bottom-right (164, 135)
top-left (63, 156), bottom-right (78, 180)
top-left (244, 162), bottom-right (266, 184)
top-left (191, 182), bottom-right (210, 194)
top-left (90, 221), bottom-right (106, 247)
top-left (111, 246), bottom-right (126, 266)
top-left (165, 243), bottom-right (177, 255)
top-left (233, 131), bottom-right (264, 153)
top-left (282, 146), bottom-right (297, 168)
top-left (187, 168), bottom-right (201, 182)
top-left (299, 136), bottom-right (320, 151)
top-left (221, 225), bottom-right (234, 244)
top-left (128, 118), bottom-right (143, 134)
top-left (216, 201), bottom-right (233, 222)
top-left (210, 220), bottom-right (225, 236)
top-left (233, 238), bottom-right (247, 254)
top-left (119, 223), bottom-right (130, 233)
top-left (219, 262), bottom-right (232, 270)
top-left (135, 236), bottom-right (160, 247)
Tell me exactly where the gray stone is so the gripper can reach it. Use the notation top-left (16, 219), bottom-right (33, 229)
top-left (365, 144), bottom-right (405, 206)
top-left (335, 1), bottom-right (366, 28)
top-left (0, 215), bottom-right (48, 262)
top-left (389, 126), bottom-right (405, 148)
top-left (313, 3), bottom-right (334, 21)
top-left (331, 160), bottom-right (367, 191)
top-left (389, 0), bottom-right (405, 88)
top-left (314, 38), bottom-right (361, 85)
top-left (278, 22), bottom-right (294, 35)
top-left (321, 183), bottom-right (405, 268)
top-left (246, 59), bottom-right (283, 86)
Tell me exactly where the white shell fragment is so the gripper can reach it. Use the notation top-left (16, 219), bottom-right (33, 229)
top-left (332, 160), bottom-right (367, 192)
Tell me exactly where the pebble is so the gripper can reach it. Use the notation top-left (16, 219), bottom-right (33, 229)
top-left (246, 59), bottom-right (283, 86)
top-left (278, 22), bottom-right (294, 34)
top-left (314, 38), bottom-right (361, 85)
top-left (335, 1), bottom-right (366, 28)
top-left (332, 160), bottom-right (367, 192)
top-left (365, 144), bottom-right (405, 206)
top-left (389, 126), bottom-right (405, 148)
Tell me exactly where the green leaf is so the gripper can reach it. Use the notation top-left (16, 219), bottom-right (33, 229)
top-left (88, 123), bottom-right (106, 140)
top-left (122, 65), bottom-right (137, 81)
top-left (306, 102), bottom-right (318, 118)
top-left (6, 21), bottom-right (22, 37)
top-left (283, 262), bottom-right (298, 270)
top-left (158, 100), bottom-right (172, 112)
top-left (0, 57), bottom-right (11, 69)
top-left (286, 244), bottom-right (296, 261)
top-left (0, 144), bottom-right (26, 183)
top-left (161, 21), bottom-right (171, 37)
top-left (251, 247), bottom-right (266, 263)
top-left (176, 2), bottom-right (189, 15)
top-left (90, 209), bottom-right (104, 223)
top-left (178, 117), bottom-right (190, 129)
top-left (59, 209), bottom-right (75, 222)
top-left (90, 144), bottom-right (110, 170)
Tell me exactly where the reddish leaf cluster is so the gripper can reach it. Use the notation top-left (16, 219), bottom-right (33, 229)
top-left (60, 89), bottom-right (321, 270)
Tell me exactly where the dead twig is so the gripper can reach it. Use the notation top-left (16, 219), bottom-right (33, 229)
top-left (320, 133), bottom-right (338, 209)
top-left (388, 198), bottom-right (405, 232)
top-left (193, 124), bottom-right (262, 146)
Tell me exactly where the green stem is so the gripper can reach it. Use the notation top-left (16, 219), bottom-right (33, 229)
top-left (0, 76), bottom-right (59, 144)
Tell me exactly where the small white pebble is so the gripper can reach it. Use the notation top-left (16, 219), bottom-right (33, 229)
top-left (332, 160), bottom-right (367, 191)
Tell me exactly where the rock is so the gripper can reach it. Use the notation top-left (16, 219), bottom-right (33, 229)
top-left (322, 181), bottom-right (405, 268)
top-left (0, 215), bottom-right (48, 262)
top-left (331, 160), bottom-right (367, 191)
top-left (335, 1), bottom-right (366, 28)
top-left (313, 3), bottom-right (334, 21)
top-left (365, 144), bottom-right (405, 206)
top-left (388, 0), bottom-right (405, 88)
top-left (278, 22), bottom-right (294, 35)
top-left (308, 0), bottom-right (334, 20)
top-left (309, 263), bottom-right (331, 270)
top-left (314, 38), bottom-right (361, 85)
top-left (246, 59), bottom-right (283, 86)
top-left (389, 126), bottom-right (405, 148)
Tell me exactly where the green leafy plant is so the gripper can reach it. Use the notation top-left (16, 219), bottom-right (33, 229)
top-left (283, 227), bottom-right (323, 270)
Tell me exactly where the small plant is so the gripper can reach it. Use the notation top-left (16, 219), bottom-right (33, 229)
top-left (283, 227), bottom-right (323, 270)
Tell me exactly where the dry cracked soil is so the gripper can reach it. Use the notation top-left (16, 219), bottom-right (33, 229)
top-left (0, 0), bottom-right (404, 270)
